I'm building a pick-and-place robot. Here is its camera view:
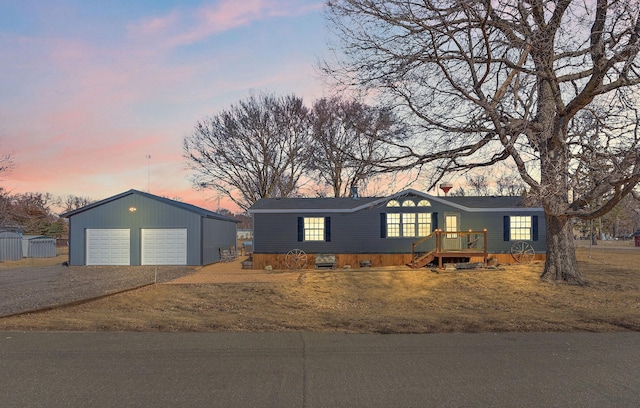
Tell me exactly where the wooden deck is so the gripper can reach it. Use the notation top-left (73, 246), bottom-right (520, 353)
top-left (409, 230), bottom-right (488, 269)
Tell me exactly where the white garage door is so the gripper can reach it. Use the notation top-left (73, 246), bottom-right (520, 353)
top-left (141, 229), bottom-right (188, 265)
top-left (86, 229), bottom-right (130, 265)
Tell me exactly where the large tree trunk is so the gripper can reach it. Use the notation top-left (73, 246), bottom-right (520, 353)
top-left (541, 213), bottom-right (584, 285)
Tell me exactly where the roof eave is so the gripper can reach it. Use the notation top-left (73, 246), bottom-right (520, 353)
top-left (248, 189), bottom-right (543, 214)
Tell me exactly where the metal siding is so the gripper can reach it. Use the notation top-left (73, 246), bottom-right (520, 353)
top-left (201, 217), bottom-right (238, 264)
top-left (450, 209), bottom-right (547, 254)
top-left (0, 231), bottom-right (22, 261)
top-left (253, 202), bottom-right (547, 255)
top-left (254, 207), bottom-right (439, 254)
top-left (67, 193), bottom-right (203, 265)
top-left (22, 237), bottom-right (56, 258)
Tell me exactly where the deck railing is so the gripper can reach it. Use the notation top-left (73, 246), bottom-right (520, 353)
top-left (411, 229), bottom-right (488, 268)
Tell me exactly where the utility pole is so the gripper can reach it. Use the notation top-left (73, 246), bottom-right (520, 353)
top-left (146, 154), bottom-right (151, 193)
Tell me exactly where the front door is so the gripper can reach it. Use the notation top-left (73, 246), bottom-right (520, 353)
top-left (444, 213), bottom-right (461, 250)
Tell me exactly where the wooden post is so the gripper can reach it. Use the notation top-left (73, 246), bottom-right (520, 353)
top-left (436, 230), bottom-right (443, 269)
top-left (483, 229), bottom-right (488, 265)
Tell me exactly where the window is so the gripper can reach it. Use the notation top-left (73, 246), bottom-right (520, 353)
top-left (417, 199), bottom-right (431, 207)
top-left (510, 216), bottom-right (532, 240)
top-left (417, 213), bottom-right (432, 236)
top-left (387, 213), bottom-right (400, 237)
top-left (402, 213), bottom-right (416, 237)
top-left (402, 200), bottom-right (415, 207)
top-left (386, 200), bottom-right (400, 207)
top-left (302, 217), bottom-right (325, 241)
top-left (384, 213), bottom-right (432, 238)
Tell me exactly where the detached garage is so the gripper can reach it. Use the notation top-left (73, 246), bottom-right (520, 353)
top-left (62, 189), bottom-right (238, 266)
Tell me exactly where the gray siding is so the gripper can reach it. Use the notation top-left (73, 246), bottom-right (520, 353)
top-left (22, 237), bottom-right (56, 258)
top-left (202, 217), bottom-right (237, 265)
top-left (0, 231), bottom-right (22, 261)
top-left (69, 194), bottom-right (203, 266)
top-left (253, 201), bottom-right (546, 255)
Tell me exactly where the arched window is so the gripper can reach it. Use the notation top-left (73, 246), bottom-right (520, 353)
top-left (401, 200), bottom-right (415, 207)
top-left (417, 199), bottom-right (431, 207)
top-left (386, 200), bottom-right (400, 207)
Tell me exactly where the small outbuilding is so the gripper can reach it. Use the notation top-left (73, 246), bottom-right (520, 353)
top-left (0, 230), bottom-right (23, 261)
top-left (22, 236), bottom-right (57, 258)
top-left (62, 189), bottom-right (239, 266)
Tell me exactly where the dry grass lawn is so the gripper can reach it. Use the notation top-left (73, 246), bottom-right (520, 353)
top-left (1, 241), bottom-right (638, 333)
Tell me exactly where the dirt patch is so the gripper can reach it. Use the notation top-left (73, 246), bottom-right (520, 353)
top-left (0, 244), bottom-right (638, 333)
top-left (167, 261), bottom-right (299, 284)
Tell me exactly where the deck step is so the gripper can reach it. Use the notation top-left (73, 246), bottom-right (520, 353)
top-left (407, 252), bottom-right (435, 269)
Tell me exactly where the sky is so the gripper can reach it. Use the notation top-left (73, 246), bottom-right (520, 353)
top-left (0, 0), bottom-right (329, 214)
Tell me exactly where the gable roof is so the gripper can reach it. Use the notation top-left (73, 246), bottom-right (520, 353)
top-left (437, 195), bottom-right (531, 209)
top-left (249, 196), bottom-right (383, 212)
top-left (248, 189), bottom-right (541, 214)
top-left (61, 189), bottom-right (239, 222)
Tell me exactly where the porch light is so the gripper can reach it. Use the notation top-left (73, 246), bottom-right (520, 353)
top-left (129, 207), bottom-right (137, 213)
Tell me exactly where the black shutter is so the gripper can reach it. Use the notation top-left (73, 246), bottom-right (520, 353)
top-left (431, 212), bottom-right (438, 231)
top-left (297, 217), bottom-right (304, 242)
top-left (503, 216), bottom-right (510, 241)
top-left (325, 217), bottom-right (331, 242)
top-left (532, 216), bottom-right (539, 241)
top-left (380, 213), bottom-right (387, 238)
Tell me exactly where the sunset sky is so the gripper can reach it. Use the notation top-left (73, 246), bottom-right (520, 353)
top-left (1, 0), bottom-right (329, 213)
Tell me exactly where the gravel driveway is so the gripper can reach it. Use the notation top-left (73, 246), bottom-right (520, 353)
top-left (0, 264), bottom-right (197, 317)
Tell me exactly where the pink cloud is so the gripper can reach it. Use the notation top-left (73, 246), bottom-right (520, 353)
top-left (2, 1), bottom-right (327, 215)
top-left (126, 0), bottom-right (324, 48)
top-left (131, 12), bottom-right (179, 36)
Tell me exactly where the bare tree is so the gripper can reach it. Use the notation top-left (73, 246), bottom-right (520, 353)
top-left (309, 96), bottom-right (404, 197)
top-left (62, 195), bottom-right (94, 213)
top-left (7, 192), bottom-right (57, 235)
top-left (449, 169), bottom-right (526, 196)
top-left (496, 174), bottom-right (526, 197)
top-left (184, 93), bottom-right (311, 210)
top-left (325, 0), bottom-right (640, 284)
top-left (0, 187), bottom-right (10, 227)
top-left (0, 146), bottom-right (14, 224)
top-left (465, 174), bottom-right (491, 196)
top-left (0, 153), bottom-right (12, 175)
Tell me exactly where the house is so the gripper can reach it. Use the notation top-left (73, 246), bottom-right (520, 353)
top-left (62, 189), bottom-right (238, 266)
top-left (248, 189), bottom-right (546, 269)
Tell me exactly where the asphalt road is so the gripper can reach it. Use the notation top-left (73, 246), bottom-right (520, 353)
top-left (1, 331), bottom-right (638, 407)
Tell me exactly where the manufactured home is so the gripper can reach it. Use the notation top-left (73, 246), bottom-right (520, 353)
top-left (248, 189), bottom-right (546, 269)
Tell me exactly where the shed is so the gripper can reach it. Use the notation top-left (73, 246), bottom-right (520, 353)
top-left (0, 230), bottom-right (23, 261)
top-left (22, 236), bottom-right (57, 258)
top-left (62, 189), bottom-right (239, 266)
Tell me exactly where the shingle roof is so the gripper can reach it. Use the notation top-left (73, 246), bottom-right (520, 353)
top-left (438, 195), bottom-right (529, 208)
top-left (249, 189), bottom-right (540, 213)
top-left (61, 189), bottom-right (239, 222)
top-left (249, 196), bottom-right (383, 211)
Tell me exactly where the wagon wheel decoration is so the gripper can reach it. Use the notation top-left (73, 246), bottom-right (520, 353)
top-left (510, 241), bottom-right (535, 264)
top-left (285, 249), bottom-right (307, 270)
